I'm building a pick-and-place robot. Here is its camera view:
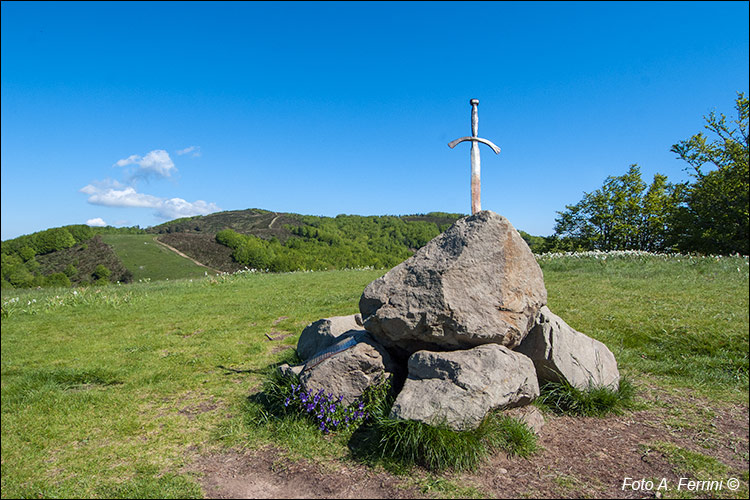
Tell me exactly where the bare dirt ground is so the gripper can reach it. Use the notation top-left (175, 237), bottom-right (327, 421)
top-left (188, 385), bottom-right (749, 499)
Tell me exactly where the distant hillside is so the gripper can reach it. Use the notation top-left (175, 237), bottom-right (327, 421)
top-left (2, 209), bottom-right (550, 289)
top-left (149, 210), bottom-right (466, 273)
top-left (34, 235), bottom-right (131, 286)
top-left (147, 209), bottom-right (303, 242)
top-left (101, 234), bottom-right (212, 281)
top-left (156, 233), bottom-right (244, 273)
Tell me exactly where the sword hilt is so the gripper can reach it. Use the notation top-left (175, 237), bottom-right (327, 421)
top-left (470, 99), bottom-right (479, 137)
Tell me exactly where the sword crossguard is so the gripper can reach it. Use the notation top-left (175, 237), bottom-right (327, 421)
top-left (447, 136), bottom-right (501, 155)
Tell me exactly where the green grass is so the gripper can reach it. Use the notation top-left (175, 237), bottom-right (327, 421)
top-left (1, 253), bottom-right (748, 497)
top-left (538, 253), bottom-right (749, 401)
top-left (1, 269), bottom-right (384, 498)
top-left (535, 377), bottom-right (637, 417)
top-left (100, 234), bottom-right (211, 282)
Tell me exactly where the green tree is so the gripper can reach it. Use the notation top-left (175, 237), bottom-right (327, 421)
top-left (554, 165), bottom-right (683, 252)
top-left (670, 93), bottom-right (749, 255)
top-left (1, 254), bottom-right (35, 288)
top-left (640, 174), bottom-right (687, 252)
top-left (34, 228), bottom-right (76, 255)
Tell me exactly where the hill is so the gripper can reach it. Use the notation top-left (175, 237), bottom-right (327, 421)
top-left (100, 234), bottom-right (212, 282)
top-left (3, 209), bottom-right (553, 288)
top-left (36, 235), bottom-right (132, 286)
top-left (146, 208), bottom-right (303, 242)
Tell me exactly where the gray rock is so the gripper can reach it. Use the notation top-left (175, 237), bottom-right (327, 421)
top-left (277, 363), bottom-right (303, 378)
top-left (390, 344), bottom-right (540, 431)
top-left (515, 306), bottom-right (620, 390)
top-left (360, 211), bottom-right (547, 354)
top-left (299, 332), bottom-right (396, 405)
top-left (503, 406), bottom-right (545, 435)
top-left (296, 315), bottom-right (363, 361)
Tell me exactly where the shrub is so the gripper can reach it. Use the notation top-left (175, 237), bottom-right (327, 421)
top-left (92, 264), bottom-right (111, 281)
top-left (44, 272), bottom-right (71, 288)
top-left (63, 264), bottom-right (78, 278)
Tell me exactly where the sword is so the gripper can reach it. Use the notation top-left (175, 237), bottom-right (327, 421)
top-left (448, 99), bottom-right (501, 214)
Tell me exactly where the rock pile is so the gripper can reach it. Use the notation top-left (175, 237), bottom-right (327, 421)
top-left (283, 211), bottom-right (620, 432)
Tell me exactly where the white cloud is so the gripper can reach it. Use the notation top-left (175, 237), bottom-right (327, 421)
top-left (80, 185), bottom-right (162, 208)
top-left (115, 154), bottom-right (140, 167)
top-left (86, 217), bottom-right (107, 227)
top-left (155, 198), bottom-right (220, 219)
top-left (176, 145), bottom-right (201, 157)
top-left (80, 184), bottom-right (219, 220)
top-left (114, 149), bottom-right (176, 179)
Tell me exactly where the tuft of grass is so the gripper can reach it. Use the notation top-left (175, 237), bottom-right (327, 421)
top-left (353, 411), bottom-right (538, 472)
top-left (350, 382), bottom-right (538, 472)
top-left (535, 376), bottom-right (636, 417)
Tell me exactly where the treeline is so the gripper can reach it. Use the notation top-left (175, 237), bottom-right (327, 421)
top-left (552, 94), bottom-right (749, 255)
top-left (216, 214), bottom-right (460, 272)
top-left (1, 225), bottom-right (141, 289)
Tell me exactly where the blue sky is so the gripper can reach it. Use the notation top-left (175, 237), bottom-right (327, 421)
top-left (2, 1), bottom-right (748, 241)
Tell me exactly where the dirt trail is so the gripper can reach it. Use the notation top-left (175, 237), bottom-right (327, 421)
top-left (268, 213), bottom-right (280, 229)
top-left (152, 236), bottom-right (222, 274)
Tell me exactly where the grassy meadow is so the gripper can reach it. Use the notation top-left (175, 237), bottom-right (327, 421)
top-left (1, 253), bottom-right (748, 498)
top-left (100, 234), bottom-right (210, 282)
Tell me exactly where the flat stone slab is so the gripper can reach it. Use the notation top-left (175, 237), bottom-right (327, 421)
top-left (390, 344), bottom-right (540, 431)
top-left (360, 211), bottom-right (547, 354)
top-left (296, 315), bottom-right (363, 362)
top-left (515, 306), bottom-right (620, 390)
top-left (299, 332), bottom-right (396, 405)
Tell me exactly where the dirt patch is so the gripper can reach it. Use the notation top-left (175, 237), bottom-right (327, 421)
top-left (189, 446), bottom-right (425, 499)
top-left (179, 399), bottom-right (220, 420)
top-left (189, 388), bottom-right (748, 499)
top-left (265, 332), bottom-right (295, 342)
top-left (464, 392), bottom-right (749, 499)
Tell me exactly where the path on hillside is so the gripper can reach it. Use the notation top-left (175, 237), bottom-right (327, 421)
top-left (152, 237), bottom-right (222, 275)
top-left (268, 213), bottom-right (280, 229)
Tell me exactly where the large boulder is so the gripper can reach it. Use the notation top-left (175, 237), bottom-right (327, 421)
top-left (390, 344), bottom-right (540, 431)
top-left (515, 306), bottom-right (620, 390)
top-left (299, 332), bottom-right (396, 405)
top-left (296, 314), bottom-right (362, 361)
top-left (360, 211), bottom-right (547, 354)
